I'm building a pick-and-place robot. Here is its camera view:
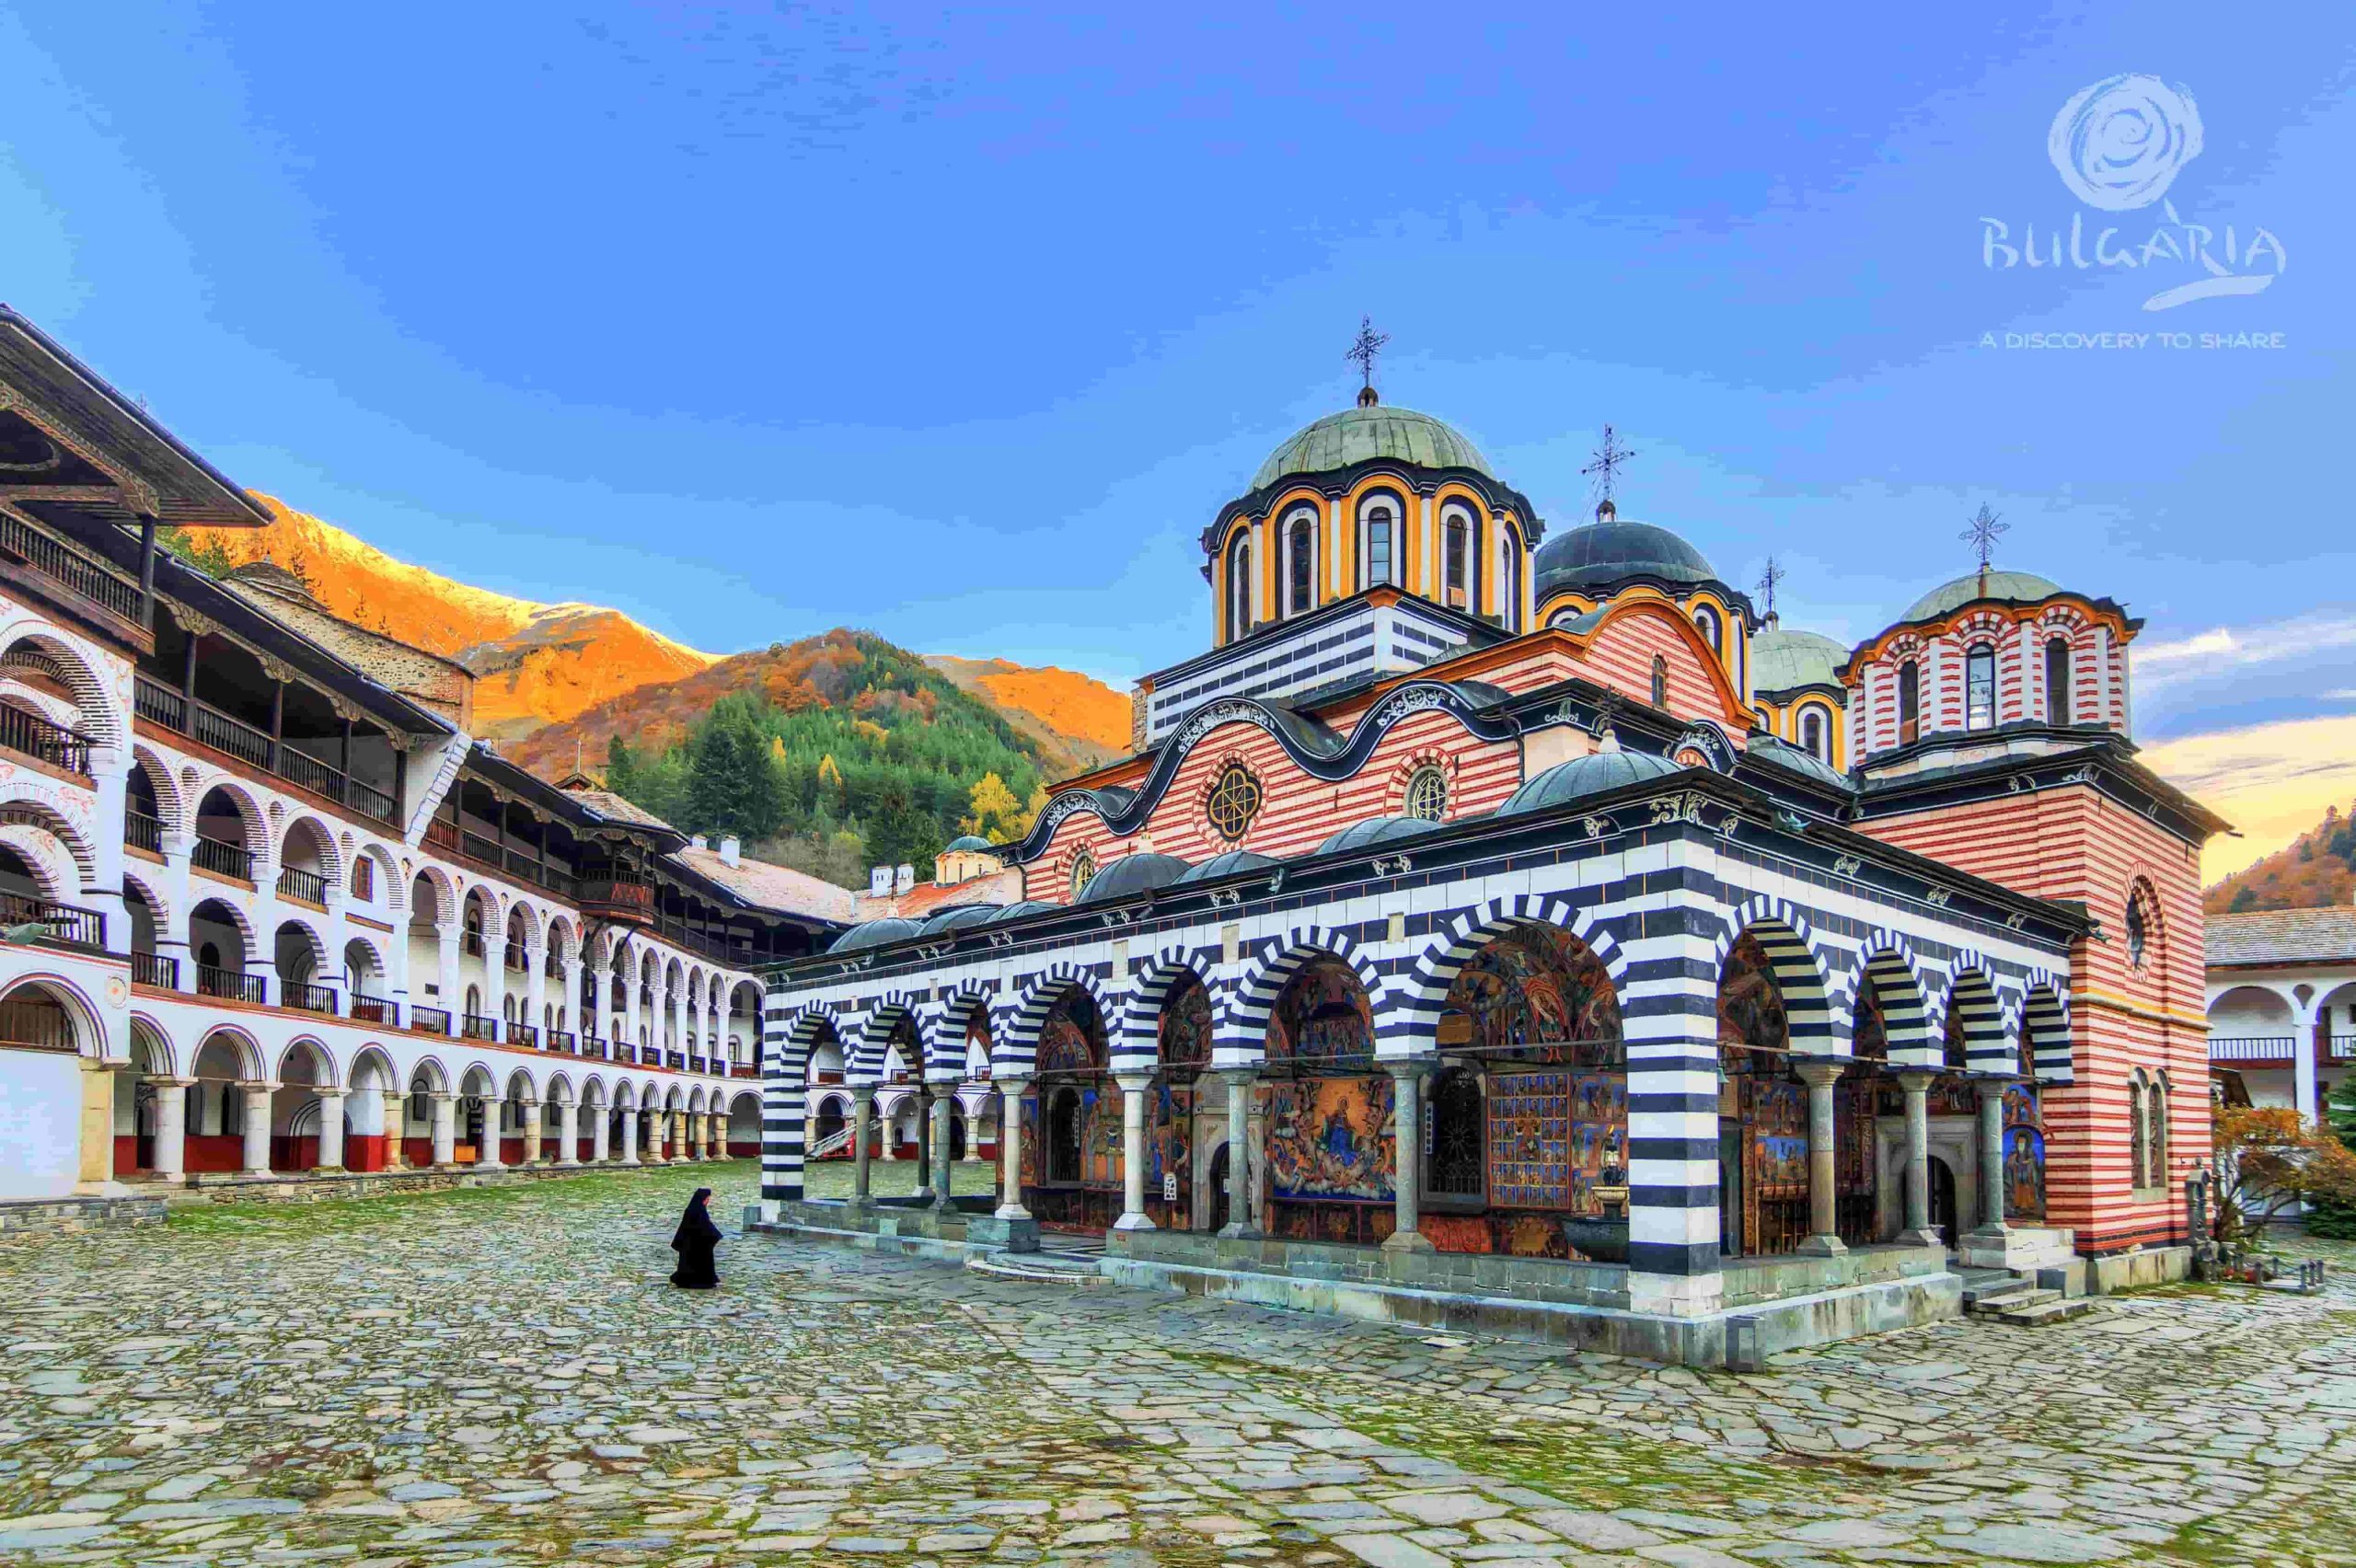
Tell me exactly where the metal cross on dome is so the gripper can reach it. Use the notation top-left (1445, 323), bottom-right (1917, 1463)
top-left (1755, 556), bottom-right (1785, 618)
top-left (1960, 502), bottom-right (2009, 571)
top-left (1345, 316), bottom-right (1389, 392)
top-left (1582, 424), bottom-right (1637, 505)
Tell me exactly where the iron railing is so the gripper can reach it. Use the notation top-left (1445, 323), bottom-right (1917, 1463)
top-left (131, 951), bottom-right (179, 989)
top-left (411, 1004), bottom-right (452, 1036)
top-left (198, 963), bottom-right (266, 1004)
top-left (2334, 1035), bottom-right (2356, 1061)
top-left (2208, 1035), bottom-right (2297, 1062)
top-left (191, 835), bottom-right (253, 882)
top-left (511, 1022), bottom-right (540, 1048)
top-left (548, 1031), bottom-right (576, 1054)
top-left (582, 1036), bottom-right (608, 1060)
top-left (461, 1013), bottom-right (500, 1042)
top-left (0, 703), bottom-right (92, 775)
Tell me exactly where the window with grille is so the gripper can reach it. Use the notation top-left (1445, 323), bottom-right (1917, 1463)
top-left (1205, 764), bottom-right (1263, 842)
top-left (1403, 765), bottom-right (1447, 822)
top-left (1287, 514), bottom-right (1314, 616)
top-left (2045, 637), bottom-right (2072, 724)
top-left (1898, 661), bottom-right (1921, 744)
top-left (1650, 654), bottom-right (1669, 708)
top-left (1965, 644), bottom-right (1996, 730)
top-left (1067, 848), bottom-right (1097, 902)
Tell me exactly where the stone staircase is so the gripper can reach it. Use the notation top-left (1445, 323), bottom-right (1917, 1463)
top-left (1958, 1265), bottom-right (2101, 1327)
top-left (964, 1231), bottom-right (1109, 1286)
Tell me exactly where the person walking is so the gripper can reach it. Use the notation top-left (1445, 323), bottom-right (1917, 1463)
top-left (669, 1187), bottom-right (721, 1289)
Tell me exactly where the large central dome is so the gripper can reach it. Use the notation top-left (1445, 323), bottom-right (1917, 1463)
top-left (1251, 403), bottom-right (1495, 491)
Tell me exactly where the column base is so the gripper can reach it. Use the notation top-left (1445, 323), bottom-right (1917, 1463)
top-left (1797, 1233), bottom-right (1848, 1257)
top-left (1217, 1220), bottom-right (1262, 1239)
top-left (1381, 1228), bottom-right (1435, 1253)
top-left (1897, 1228), bottom-right (1946, 1249)
top-left (992, 1202), bottom-right (1032, 1221)
top-left (313, 1164), bottom-right (345, 1175)
top-left (1112, 1212), bottom-right (1158, 1232)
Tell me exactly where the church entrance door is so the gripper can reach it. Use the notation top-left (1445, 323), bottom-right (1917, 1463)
top-left (1928, 1156), bottom-right (1958, 1248)
top-left (1207, 1145), bottom-right (1230, 1233)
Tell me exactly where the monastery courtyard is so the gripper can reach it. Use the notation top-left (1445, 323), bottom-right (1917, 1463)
top-left (0, 1170), bottom-right (2349, 1568)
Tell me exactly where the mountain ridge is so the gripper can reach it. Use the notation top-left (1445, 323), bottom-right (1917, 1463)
top-left (2205, 796), bottom-right (2356, 914)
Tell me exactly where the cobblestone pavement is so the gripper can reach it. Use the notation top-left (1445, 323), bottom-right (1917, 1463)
top-left (2, 1163), bottom-right (2351, 1567)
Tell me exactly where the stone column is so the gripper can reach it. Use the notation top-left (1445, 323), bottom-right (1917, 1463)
top-left (520, 1099), bottom-right (543, 1167)
top-left (1113, 1073), bottom-right (1156, 1232)
top-left (430, 1092), bottom-right (456, 1168)
top-left (995, 1080), bottom-right (1030, 1220)
top-left (1970, 1081), bottom-right (2010, 1241)
top-left (1895, 1069), bottom-right (1942, 1247)
top-left (1245, 1071), bottom-right (1270, 1233)
top-left (1794, 1058), bottom-right (1847, 1257)
top-left (619, 1106), bottom-right (640, 1164)
top-left (316, 1090), bottom-right (347, 1172)
top-left (239, 1081), bottom-right (276, 1175)
top-left (590, 1103), bottom-right (610, 1163)
top-left (555, 1100), bottom-right (579, 1166)
top-left (913, 1087), bottom-right (934, 1198)
top-left (1218, 1068), bottom-right (1259, 1238)
top-left (962, 1098), bottom-right (986, 1162)
top-left (930, 1091), bottom-right (956, 1211)
top-left (1381, 1061), bottom-right (1434, 1251)
top-left (476, 1099), bottom-right (506, 1170)
top-left (850, 1087), bottom-right (877, 1206)
top-left (152, 1077), bottom-right (190, 1179)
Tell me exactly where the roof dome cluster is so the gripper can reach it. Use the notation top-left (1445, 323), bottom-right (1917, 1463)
top-left (1531, 505), bottom-right (1720, 601)
top-left (1251, 403), bottom-right (1495, 491)
top-left (1900, 569), bottom-right (2066, 624)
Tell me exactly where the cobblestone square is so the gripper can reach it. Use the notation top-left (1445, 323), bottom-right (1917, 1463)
top-left (2, 1168), bottom-right (2350, 1566)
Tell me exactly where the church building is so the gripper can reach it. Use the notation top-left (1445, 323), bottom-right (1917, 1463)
top-left (760, 359), bottom-right (2220, 1365)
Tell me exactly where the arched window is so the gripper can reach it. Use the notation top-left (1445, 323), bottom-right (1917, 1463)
top-left (1067, 848), bottom-right (1097, 903)
top-left (1965, 643), bottom-right (1996, 731)
top-left (1753, 707), bottom-right (1772, 731)
top-left (1693, 605), bottom-right (1723, 656)
top-left (2147, 1073), bottom-right (2169, 1189)
top-left (1799, 708), bottom-right (1828, 763)
top-left (1427, 1067), bottom-right (1484, 1199)
top-left (1227, 534), bottom-right (1252, 641)
top-left (1443, 513), bottom-right (1470, 608)
top-left (1898, 661), bottom-right (1921, 745)
top-left (2046, 637), bottom-right (2072, 724)
top-left (1363, 502), bottom-right (1395, 588)
top-left (1650, 654), bottom-right (1669, 709)
top-left (1286, 513), bottom-right (1315, 617)
top-left (1500, 527), bottom-right (1521, 631)
top-left (1403, 765), bottom-right (1447, 822)
top-left (2129, 1070), bottom-right (2150, 1189)
top-left (351, 856), bottom-right (375, 903)
top-left (2126, 893), bottom-right (2149, 970)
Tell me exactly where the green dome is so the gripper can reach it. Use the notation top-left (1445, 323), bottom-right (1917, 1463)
top-left (1750, 628), bottom-right (1848, 696)
top-left (1901, 569), bottom-right (2063, 624)
top-left (942, 835), bottom-right (995, 854)
top-left (1251, 403), bottom-right (1494, 491)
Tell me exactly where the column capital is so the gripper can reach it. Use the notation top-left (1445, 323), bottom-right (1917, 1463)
top-left (1892, 1066), bottom-right (1939, 1089)
top-left (1792, 1056), bottom-right (1847, 1090)
top-left (1380, 1056), bottom-right (1436, 1083)
top-left (237, 1079), bottom-right (283, 1094)
top-left (317, 1088), bottom-right (347, 1101)
top-left (1112, 1071), bottom-right (1155, 1095)
top-left (147, 1075), bottom-right (195, 1090)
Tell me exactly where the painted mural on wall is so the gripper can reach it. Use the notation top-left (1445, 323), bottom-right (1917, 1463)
top-left (1437, 927), bottom-right (1622, 1065)
top-left (1482, 1069), bottom-right (1628, 1216)
top-left (2003, 1082), bottom-right (2046, 1222)
top-left (1265, 959), bottom-right (1371, 1064)
top-left (1148, 974), bottom-right (1210, 1228)
top-left (1023, 987), bottom-right (1119, 1228)
top-left (1716, 932), bottom-right (1789, 1054)
top-left (1265, 1075), bottom-right (1394, 1204)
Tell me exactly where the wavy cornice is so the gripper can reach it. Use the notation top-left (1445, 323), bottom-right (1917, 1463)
top-left (1011, 679), bottom-right (1523, 863)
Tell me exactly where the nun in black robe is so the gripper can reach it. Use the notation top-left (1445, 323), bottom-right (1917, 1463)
top-left (670, 1187), bottom-right (721, 1289)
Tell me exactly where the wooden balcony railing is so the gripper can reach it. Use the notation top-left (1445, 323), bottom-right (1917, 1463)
top-left (350, 994), bottom-right (399, 1027)
top-left (0, 890), bottom-right (105, 950)
top-left (134, 674), bottom-right (399, 826)
top-left (278, 865), bottom-right (329, 905)
top-left (0, 509), bottom-right (146, 628)
top-left (511, 1022), bottom-right (540, 1048)
top-left (0, 996), bottom-right (78, 1052)
top-left (131, 951), bottom-right (179, 989)
top-left (732, 1063), bottom-right (759, 1078)
top-left (548, 1031), bottom-right (577, 1054)
top-left (191, 834), bottom-right (253, 882)
top-left (125, 810), bottom-right (163, 854)
top-left (411, 1004), bottom-right (453, 1036)
top-left (2208, 1035), bottom-right (2295, 1062)
top-left (581, 1035), bottom-right (608, 1060)
top-left (461, 1013), bottom-right (500, 1042)
top-left (0, 703), bottom-right (93, 776)
top-left (283, 980), bottom-right (338, 1016)
top-left (198, 964), bottom-right (266, 1004)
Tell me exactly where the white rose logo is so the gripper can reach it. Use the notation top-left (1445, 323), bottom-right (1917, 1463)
top-left (2048, 75), bottom-right (2203, 211)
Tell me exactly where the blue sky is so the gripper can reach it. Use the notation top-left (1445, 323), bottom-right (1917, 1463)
top-left (3, 6), bottom-right (2351, 870)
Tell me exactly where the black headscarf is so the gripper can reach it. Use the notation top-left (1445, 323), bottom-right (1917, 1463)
top-left (672, 1187), bottom-right (720, 1248)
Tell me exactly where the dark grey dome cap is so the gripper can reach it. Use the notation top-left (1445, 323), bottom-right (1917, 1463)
top-left (1175, 848), bottom-right (1283, 883)
top-left (1499, 750), bottom-right (1686, 816)
top-left (1533, 517), bottom-right (1719, 598)
top-left (1075, 852), bottom-right (1193, 905)
top-left (1316, 815), bottom-right (1446, 856)
top-left (985, 901), bottom-right (1057, 926)
top-left (918, 903), bottom-right (1003, 934)
top-left (827, 917), bottom-right (924, 953)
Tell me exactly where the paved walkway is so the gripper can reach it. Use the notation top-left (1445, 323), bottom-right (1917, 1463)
top-left (0, 1162), bottom-right (2350, 1566)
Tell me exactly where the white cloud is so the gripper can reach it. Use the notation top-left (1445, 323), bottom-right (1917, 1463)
top-left (2142, 713), bottom-right (2356, 882)
top-left (2137, 611), bottom-right (2356, 691)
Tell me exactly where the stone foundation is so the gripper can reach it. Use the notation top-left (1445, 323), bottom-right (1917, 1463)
top-left (2085, 1244), bottom-right (2192, 1295)
top-left (0, 1193), bottom-right (170, 1236)
top-left (754, 1198), bottom-right (1964, 1367)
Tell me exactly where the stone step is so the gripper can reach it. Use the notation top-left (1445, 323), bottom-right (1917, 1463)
top-left (1961, 1279), bottom-right (2040, 1309)
top-left (964, 1251), bottom-right (1107, 1286)
top-left (1986, 1297), bottom-right (2100, 1327)
top-left (1968, 1286), bottom-right (2063, 1316)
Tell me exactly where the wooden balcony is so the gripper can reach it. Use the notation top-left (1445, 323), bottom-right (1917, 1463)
top-left (582, 877), bottom-right (655, 925)
top-left (134, 674), bottom-right (398, 825)
top-left (0, 509), bottom-right (152, 654)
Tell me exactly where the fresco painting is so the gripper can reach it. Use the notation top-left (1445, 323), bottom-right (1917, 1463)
top-left (2004, 1082), bottom-right (2047, 1222)
top-left (1265, 1076), bottom-right (1394, 1203)
top-left (1438, 927), bottom-right (1622, 1066)
top-left (1267, 960), bottom-right (1372, 1062)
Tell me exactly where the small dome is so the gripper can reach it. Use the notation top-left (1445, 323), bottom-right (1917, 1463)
top-left (1499, 750), bottom-right (1685, 816)
top-left (985, 901), bottom-right (1057, 926)
top-left (1745, 733), bottom-right (1852, 793)
top-left (1316, 815), bottom-right (1446, 856)
top-left (1176, 848), bottom-right (1283, 883)
top-left (828, 917), bottom-right (922, 953)
top-left (1533, 513), bottom-right (1719, 599)
top-left (1750, 628), bottom-right (1848, 696)
top-left (918, 903), bottom-right (1001, 934)
top-left (942, 835), bottom-right (995, 854)
top-left (1901, 569), bottom-right (2064, 624)
top-left (1075, 852), bottom-right (1193, 905)
top-left (1251, 404), bottom-right (1494, 491)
